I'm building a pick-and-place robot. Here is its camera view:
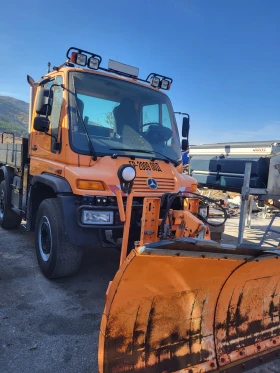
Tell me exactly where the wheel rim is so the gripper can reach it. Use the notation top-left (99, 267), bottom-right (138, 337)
top-left (0, 186), bottom-right (5, 220)
top-left (38, 216), bottom-right (52, 261)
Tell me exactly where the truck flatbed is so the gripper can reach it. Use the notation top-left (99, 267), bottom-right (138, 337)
top-left (0, 137), bottom-right (28, 169)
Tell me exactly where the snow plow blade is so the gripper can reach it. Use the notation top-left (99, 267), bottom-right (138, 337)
top-left (99, 239), bottom-right (280, 373)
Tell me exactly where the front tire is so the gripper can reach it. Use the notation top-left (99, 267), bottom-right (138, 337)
top-left (35, 198), bottom-right (83, 278)
top-left (0, 180), bottom-right (21, 229)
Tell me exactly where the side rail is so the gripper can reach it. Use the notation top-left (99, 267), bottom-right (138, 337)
top-left (1, 132), bottom-right (15, 144)
top-left (0, 139), bottom-right (23, 169)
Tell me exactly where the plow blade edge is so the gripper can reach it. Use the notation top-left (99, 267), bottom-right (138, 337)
top-left (98, 240), bottom-right (280, 373)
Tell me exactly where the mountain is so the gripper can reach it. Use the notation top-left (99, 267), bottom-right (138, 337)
top-left (0, 96), bottom-right (29, 137)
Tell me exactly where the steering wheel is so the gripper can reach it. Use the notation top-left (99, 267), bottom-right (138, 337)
top-left (140, 122), bottom-right (173, 143)
top-left (139, 122), bottom-right (161, 129)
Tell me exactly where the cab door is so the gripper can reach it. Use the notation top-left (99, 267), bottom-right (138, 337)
top-left (30, 76), bottom-right (63, 164)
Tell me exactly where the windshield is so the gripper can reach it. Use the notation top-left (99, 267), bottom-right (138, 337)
top-left (68, 71), bottom-right (181, 162)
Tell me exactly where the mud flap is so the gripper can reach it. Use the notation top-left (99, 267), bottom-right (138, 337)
top-left (98, 240), bottom-right (280, 373)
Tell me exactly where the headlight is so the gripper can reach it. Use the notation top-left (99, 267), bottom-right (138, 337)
top-left (81, 210), bottom-right (114, 225)
top-left (117, 164), bottom-right (136, 183)
top-left (122, 166), bottom-right (136, 182)
top-left (88, 56), bottom-right (100, 70)
top-left (160, 79), bottom-right (170, 90)
top-left (150, 76), bottom-right (160, 88)
top-left (75, 53), bottom-right (87, 66)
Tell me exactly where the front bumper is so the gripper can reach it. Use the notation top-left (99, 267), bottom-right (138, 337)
top-left (58, 195), bottom-right (142, 246)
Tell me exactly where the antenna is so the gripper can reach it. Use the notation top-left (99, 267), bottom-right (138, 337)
top-left (47, 62), bottom-right (51, 73)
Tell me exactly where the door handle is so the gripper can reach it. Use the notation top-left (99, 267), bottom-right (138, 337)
top-left (31, 145), bottom-right (37, 151)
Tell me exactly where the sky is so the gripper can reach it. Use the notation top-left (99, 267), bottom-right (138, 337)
top-left (0, 0), bottom-right (279, 144)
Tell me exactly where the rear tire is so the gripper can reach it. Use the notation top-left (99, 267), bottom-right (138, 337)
top-left (35, 198), bottom-right (83, 278)
top-left (0, 180), bottom-right (21, 229)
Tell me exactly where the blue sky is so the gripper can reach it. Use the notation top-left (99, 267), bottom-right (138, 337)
top-left (0, 0), bottom-right (279, 144)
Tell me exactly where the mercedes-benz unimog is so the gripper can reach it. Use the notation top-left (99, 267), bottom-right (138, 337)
top-left (1, 48), bottom-right (280, 373)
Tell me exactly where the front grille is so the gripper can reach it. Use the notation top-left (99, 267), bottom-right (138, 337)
top-left (133, 177), bottom-right (175, 193)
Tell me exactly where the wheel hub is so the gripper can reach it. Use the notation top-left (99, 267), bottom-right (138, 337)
top-left (38, 216), bottom-right (52, 261)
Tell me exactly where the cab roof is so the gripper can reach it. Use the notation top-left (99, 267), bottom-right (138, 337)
top-left (37, 47), bottom-right (172, 95)
top-left (42, 67), bottom-right (169, 95)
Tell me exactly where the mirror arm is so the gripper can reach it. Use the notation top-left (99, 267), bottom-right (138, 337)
top-left (44, 129), bottom-right (57, 141)
top-left (174, 112), bottom-right (189, 116)
top-left (44, 129), bottom-right (61, 152)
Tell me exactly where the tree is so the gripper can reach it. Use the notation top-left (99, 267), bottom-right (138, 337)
top-left (105, 111), bottom-right (115, 129)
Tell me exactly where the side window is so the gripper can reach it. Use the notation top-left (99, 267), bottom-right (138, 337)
top-left (142, 104), bottom-right (159, 129)
top-left (50, 76), bottom-right (63, 140)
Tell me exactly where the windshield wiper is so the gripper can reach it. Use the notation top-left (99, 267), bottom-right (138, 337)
top-left (72, 77), bottom-right (97, 161)
top-left (109, 148), bottom-right (180, 166)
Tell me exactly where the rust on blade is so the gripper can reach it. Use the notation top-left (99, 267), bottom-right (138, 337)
top-left (218, 345), bottom-right (280, 373)
top-left (215, 256), bottom-right (280, 366)
top-left (99, 243), bottom-right (280, 373)
top-left (99, 250), bottom-right (243, 373)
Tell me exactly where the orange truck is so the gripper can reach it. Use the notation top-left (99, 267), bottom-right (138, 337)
top-left (1, 47), bottom-right (280, 373)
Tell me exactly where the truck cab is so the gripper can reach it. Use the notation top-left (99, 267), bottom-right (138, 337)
top-left (0, 47), bottom-right (197, 278)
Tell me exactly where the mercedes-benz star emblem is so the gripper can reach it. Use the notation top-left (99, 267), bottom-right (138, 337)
top-left (147, 178), bottom-right (158, 190)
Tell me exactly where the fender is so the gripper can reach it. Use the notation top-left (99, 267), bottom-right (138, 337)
top-left (25, 173), bottom-right (72, 231)
top-left (31, 173), bottom-right (72, 193)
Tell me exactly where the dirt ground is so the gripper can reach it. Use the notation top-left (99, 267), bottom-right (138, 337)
top-left (0, 227), bottom-right (119, 373)
top-left (0, 214), bottom-right (280, 373)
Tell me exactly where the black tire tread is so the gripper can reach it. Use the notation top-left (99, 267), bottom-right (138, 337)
top-left (0, 180), bottom-right (21, 230)
top-left (35, 198), bottom-right (83, 278)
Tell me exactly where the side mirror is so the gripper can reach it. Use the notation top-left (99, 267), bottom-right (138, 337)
top-left (182, 116), bottom-right (190, 138)
top-left (36, 88), bottom-right (53, 116)
top-left (34, 116), bottom-right (50, 133)
top-left (182, 139), bottom-right (189, 151)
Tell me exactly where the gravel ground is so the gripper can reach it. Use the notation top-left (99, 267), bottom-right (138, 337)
top-left (0, 226), bottom-right (119, 373)
top-left (0, 215), bottom-right (280, 373)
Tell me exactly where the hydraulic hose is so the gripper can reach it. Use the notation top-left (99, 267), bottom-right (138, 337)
top-left (160, 192), bottom-right (228, 237)
top-left (187, 191), bottom-right (228, 227)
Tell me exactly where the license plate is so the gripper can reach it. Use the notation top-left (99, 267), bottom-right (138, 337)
top-left (129, 160), bottom-right (162, 172)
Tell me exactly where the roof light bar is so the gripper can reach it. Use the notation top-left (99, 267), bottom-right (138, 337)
top-left (146, 73), bottom-right (173, 90)
top-left (64, 47), bottom-right (172, 90)
top-left (66, 47), bottom-right (102, 69)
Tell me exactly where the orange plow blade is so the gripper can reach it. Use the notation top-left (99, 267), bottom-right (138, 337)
top-left (98, 239), bottom-right (280, 373)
